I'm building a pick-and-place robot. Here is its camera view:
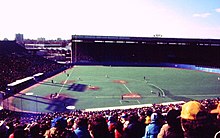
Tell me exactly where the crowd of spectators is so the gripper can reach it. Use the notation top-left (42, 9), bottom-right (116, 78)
top-left (0, 41), bottom-right (66, 91)
top-left (0, 97), bottom-right (219, 138)
top-left (0, 54), bottom-right (65, 92)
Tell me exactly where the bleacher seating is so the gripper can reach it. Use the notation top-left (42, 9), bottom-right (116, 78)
top-left (0, 41), bottom-right (65, 92)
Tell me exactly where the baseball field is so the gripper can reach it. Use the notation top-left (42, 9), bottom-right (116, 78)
top-left (5, 65), bottom-right (220, 113)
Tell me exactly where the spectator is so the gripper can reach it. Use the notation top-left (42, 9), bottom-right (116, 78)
top-left (28, 123), bottom-right (44, 138)
top-left (88, 115), bottom-right (111, 138)
top-left (123, 114), bottom-right (143, 138)
top-left (180, 101), bottom-right (218, 138)
top-left (0, 120), bottom-right (8, 138)
top-left (143, 112), bottom-right (162, 138)
top-left (0, 97), bottom-right (219, 138)
top-left (114, 120), bottom-right (124, 138)
top-left (44, 117), bottom-right (71, 138)
top-left (157, 109), bottom-right (183, 138)
top-left (145, 110), bottom-right (153, 125)
top-left (210, 103), bottom-right (220, 138)
top-left (9, 125), bottom-right (28, 138)
top-left (107, 115), bottom-right (117, 138)
top-left (210, 103), bottom-right (220, 119)
top-left (73, 116), bottom-right (91, 138)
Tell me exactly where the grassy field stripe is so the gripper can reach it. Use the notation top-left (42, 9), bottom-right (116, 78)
top-left (136, 100), bottom-right (140, 104)
top-left (95, 96), bottom-right (120, 98)
top-left (176, 94), bottom-right (220, 97)
top-left (123, 84), bottom-right (132, 94)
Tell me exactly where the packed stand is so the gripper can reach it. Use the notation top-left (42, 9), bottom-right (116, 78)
top-left (0, 97), bottom-right (219, 138)
top-left (0, 54), bottom-right (65, 92)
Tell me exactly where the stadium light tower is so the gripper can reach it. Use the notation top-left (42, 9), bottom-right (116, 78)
top-left (153, 34), bottom-right (163, 37)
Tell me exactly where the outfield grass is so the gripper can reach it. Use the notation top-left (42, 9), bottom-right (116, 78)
top-left (10, 66), bottom-right (220, 112)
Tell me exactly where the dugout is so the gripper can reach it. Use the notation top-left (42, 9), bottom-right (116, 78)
top-left (6, 73), bottom-right (44, 95)
top-left (72, 35), bottom-right (220, 68)
top-left (6, 76), bottom-right (35, 94)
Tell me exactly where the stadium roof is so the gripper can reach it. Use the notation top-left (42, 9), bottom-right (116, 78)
top-left (72, 35), bottom-right (220, 46)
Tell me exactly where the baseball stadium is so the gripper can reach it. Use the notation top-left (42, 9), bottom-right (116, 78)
top-left (1, 35), bottom-right (220, 112)
top-left (0, 35), bottom-right (220, 137)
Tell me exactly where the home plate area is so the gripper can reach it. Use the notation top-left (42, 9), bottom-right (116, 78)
top-left (122, 93), bottom-right (142, 99)
top-left (120, 93), bottom-right (141, 104)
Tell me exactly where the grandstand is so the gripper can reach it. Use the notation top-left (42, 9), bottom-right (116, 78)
top-left (72, 35), bottom-right (220, 67)
top-left (0, 41), bottom-right (67, 93)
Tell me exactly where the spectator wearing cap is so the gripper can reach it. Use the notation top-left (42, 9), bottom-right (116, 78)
top-left (210, 103), bottom-right (220, 120)
top-left (143, 112), bottom-right (162, 138)
top-left (120, 112), bottom-right (128, 124)
top-left (44, 117), bottom-right (72, 138)
top-left (210, 103), bottom-right (220, 138)
top-left (145, 110), bottom-right (153, 126)
top-left (180, 101), bottom-right (218, 138)
top-left (157, 109), bottom-right (183, 138)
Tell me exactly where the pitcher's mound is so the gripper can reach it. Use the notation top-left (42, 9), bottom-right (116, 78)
top-left (113, 80), bottom-right (128, 84)
top-left (87, 86), bottom-right (100, 90)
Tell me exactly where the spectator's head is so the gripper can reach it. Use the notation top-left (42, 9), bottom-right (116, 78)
top-left (180, 101), bottom-right (215, 137)
top-left (145, 116), bottom-right (151, 125)
top-left (13, 125), bottom-right (27, 138)
top-left (108, 116), bottom-right (115, 123)
top-left (120, 112), bottom-right (128, 123)
top-left (74, 116), bottom-right (88, 129)
top-left (51, 117), bottom-right (67, 130)
top-left (88, 115), bottom-right (110, 138)
top-left (180, 101), bottom-right (204, 120)
top-left (210, 103), bottom-right (220, 119)
top-left (150, 113), bottom-right (159, 123)
top-left (166, 109), bottom-right (181, 127)
top-left (29, 123), bottom-right (40, 137)
top-left (127, 114), bottom-right (138, 124)
top-left (67, 118), bottom-right (74, 128)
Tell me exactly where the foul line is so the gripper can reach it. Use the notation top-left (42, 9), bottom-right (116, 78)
top-left (57, 69), bottom-right (74, 95)
top-left (122, 84), bottom-right (140, 104)
top-left (123, 84), bottom-right (132, 94)
top-left (120, 100), bottom-right (122, 104)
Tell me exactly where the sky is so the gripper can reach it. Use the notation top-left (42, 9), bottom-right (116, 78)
top-left (0, 0), bottom-right (220, 40)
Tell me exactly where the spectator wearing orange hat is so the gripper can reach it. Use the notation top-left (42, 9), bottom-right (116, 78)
top-left (210, 103), bottom-right (220, 119)
top-left (180, 101), bottom-right (218, 138)
top-left (210, 103), bottom-right (220, 138)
